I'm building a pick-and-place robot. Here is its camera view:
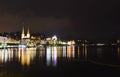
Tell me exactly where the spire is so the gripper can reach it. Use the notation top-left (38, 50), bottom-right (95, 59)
top-left (27, 26), bottom-right (30, 38)
top-left (27, 26), bottom-right (30, 34)
top-left (21, 23), bottom-right (25, 39)
top-left (22, 26), bottom-right (24, 34)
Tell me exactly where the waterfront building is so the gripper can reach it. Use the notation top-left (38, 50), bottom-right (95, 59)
top-left (20, 26), bottom-right (36, 47)
top-left (0, 36), bottom-right (7, 47)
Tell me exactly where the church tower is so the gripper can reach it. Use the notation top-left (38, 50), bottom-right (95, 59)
top-left (27, 27), bottom-right (30, 38)
top-left (21, 26), bottom-right (25, 39)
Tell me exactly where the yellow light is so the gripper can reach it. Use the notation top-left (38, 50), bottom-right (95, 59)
top-left (31, 36), bottom-right (35, 39)
top-left (62, 42), bottom-right (67, 45)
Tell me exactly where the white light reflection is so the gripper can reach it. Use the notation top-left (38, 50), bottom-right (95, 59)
top-left (0, 48), bottom-right (14, 63)
top-left (52, 46), bottom-right (57, 67)
top-left (46, 46), bottom-right (76, 67)
top-left (46, 46), bottom-right (51, 66)
top-left (63, 46), bottom-right (67, 57)
top-left (46, 46), bottom-right (57, 67)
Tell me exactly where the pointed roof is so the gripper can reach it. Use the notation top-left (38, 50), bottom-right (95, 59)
top-left (22, 23), bottom-right (25, 34)
top-left (27, 26), bottom-right (30, 34)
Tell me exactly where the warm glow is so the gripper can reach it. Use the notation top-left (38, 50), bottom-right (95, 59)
top-left (118, 47), bottom-right (120, 59)
top-left (62, 42), bottom-right (67, 45)
top-left (0, 48), bottom-right (14, 63)
top-left (67, 46), bottom-right (75, 59)
top-left (96, 43), bottom-right (105, 46)
top-left (78, 46), bottom-right (80, 59)
top-left (67, 40), bottom-right (75, 45)
top-left (18, 47), bottom-right (36, 66)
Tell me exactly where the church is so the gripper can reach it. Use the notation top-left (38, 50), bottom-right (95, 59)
top-left (20, 26), bottom-right (36, 47)
top-left (21, 26), bottom-right (30, 39)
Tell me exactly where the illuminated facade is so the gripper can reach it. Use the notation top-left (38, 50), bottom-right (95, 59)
top-left (21, 26), bottom-right (36, 47)
top-left (0, 36), bottom-right (7, 43)
top-left (45, 35), bottom-right (58, 45)
top-left (0, 36), bottom-right (7, 48)
top-left (21, 26), bottom-right (30, 45)
top-left (21, 26), bottom-right (30, 39)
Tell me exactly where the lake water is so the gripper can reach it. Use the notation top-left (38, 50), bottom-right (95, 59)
top-left (0, 45), bottom-right (120, 77)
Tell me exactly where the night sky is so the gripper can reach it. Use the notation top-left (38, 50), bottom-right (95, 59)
top-left (0, 0), bottom-right (120, 40)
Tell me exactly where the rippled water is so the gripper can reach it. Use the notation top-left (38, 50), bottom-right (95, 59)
top-left (0, 45), bottom-right (120, 77)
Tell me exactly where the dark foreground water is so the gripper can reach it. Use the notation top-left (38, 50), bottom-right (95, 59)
top-left (0, 45), bottom-right (120, 77)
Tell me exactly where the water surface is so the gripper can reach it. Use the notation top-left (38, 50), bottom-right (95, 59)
top-left (0, 45), bottom-right (120, 77)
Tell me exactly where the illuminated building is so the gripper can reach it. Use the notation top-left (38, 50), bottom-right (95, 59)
top-left (0, 36), bottom-right (7, 43)
top-left (21, 26), bottom-right (30, 45)
top-left (67, 40), bottom-right (75, 45)
top-left (0, 36), bottom-right (7, 48)
top-left (45, 35), bottom-right (58, 45)
top-left (21, 26), bottom-right (30, 39)
top-left (21, 26), bottom-right (36, 47)
top-left (52, 35), bottom-right (58, 44)
top-left (52, 35), bottom-right (57, 41)
top-left (7, 37), bottom-right (20, 44)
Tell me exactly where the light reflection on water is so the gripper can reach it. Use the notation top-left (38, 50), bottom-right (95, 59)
top-left (0, 46), bottom-right (76, 67)
top-left (0, 48), bottom-right (14, 63)
top-left (0, 46), bottom-right (120, 67)
top-left (46, 46), bottom-right (75, 67)
top-left (18, 48), bottom-right (36, 66)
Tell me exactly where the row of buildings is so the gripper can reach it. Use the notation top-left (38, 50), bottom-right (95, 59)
top-left (0, 26), bottom-right (75, 47)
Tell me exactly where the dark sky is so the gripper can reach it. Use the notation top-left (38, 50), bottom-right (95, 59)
top-left (0, 0), bottom-right (120, 40)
